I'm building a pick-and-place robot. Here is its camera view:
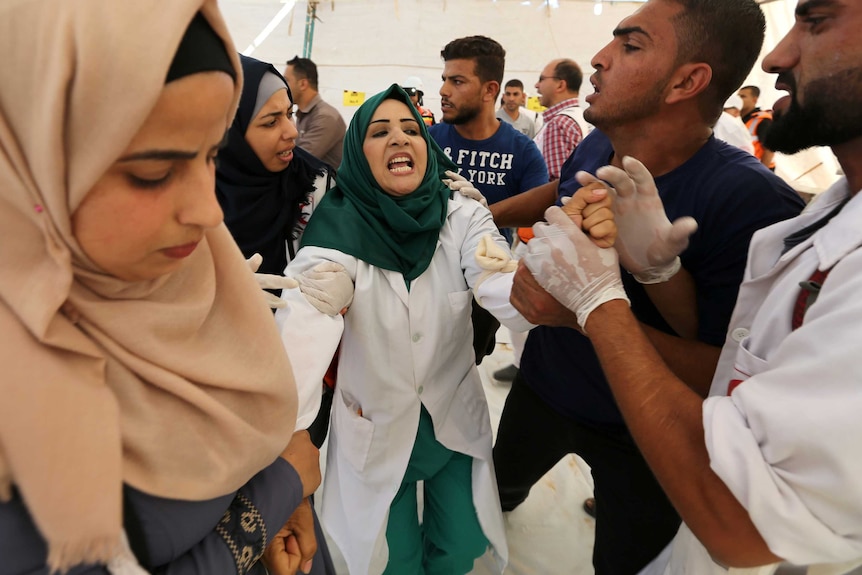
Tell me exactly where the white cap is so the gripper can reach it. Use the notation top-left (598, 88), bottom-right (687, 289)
top-left (724, 94), bottom-right (743, 110)
top-left (402, 75), bottom-right (424, 93)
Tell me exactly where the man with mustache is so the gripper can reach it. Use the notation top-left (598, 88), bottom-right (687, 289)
top-left (491, 0), bottom-right (804, 573)
top-left (517, 0), bottom-right (862, 572)
top-left (429, 35), bottom-right (549, 363)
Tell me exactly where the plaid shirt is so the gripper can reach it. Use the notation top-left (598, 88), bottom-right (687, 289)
top-left (540, 98), bottom-right (583, 179)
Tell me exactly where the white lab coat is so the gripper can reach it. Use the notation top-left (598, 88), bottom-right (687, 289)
top-left (662, 179), bottom-right (862, 574)
top-left (276, 193), bottom-right (533, 575)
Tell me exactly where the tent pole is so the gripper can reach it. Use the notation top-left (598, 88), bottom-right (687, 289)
top-left (302, 1), bottom-right (318, 58)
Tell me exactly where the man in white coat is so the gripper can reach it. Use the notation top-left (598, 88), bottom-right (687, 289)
top-left (513, 0), bottom-right (862, 572)
top-left (714, 94), bottom-right (756, 155)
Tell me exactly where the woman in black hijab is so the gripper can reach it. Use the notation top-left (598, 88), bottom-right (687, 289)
top-left (217, 55), bottom-right (335, 278)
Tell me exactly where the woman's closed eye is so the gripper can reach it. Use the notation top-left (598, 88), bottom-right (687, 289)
top-left (127, 170), bottom-right (172, 190)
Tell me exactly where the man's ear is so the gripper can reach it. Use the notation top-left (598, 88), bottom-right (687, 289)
top-left (483, 80), bottom-right (501, 104)
top-left (665, 62), bottom-right (712, 105)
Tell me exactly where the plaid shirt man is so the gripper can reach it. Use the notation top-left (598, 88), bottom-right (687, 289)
top-left (537, 97), bottom-right (583, 179)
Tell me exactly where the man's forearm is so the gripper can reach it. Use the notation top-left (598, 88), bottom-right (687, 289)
top-left (641, 323), bottom-right (720, 398)
top-left (642, 268), bottom-right (698, 339)
top-left (490, 181), bottom-right (558, 227)
top-left (584, 300), bottom-right (781, 567)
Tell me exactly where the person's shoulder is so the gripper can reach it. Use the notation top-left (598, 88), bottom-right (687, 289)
top-left (446, 190), bottom-right (490, 228)
top-left (495, 120), bottom-right (535, 145)
top-left (427, 122), bottom-right (452, 142)
top-left (317, 98), bottom-right (345, 123)
top-left (694, 139), bottom-right (783, 188)
top-left (674, 138), bottom-right (803, 213)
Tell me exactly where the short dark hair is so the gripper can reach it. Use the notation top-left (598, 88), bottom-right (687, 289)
top-left (668, 0), bottom-right (765, 122)
top-left (740, 85), bottom-right (761, 98)
top-left (505, 79), bottom-right (524, 91)
top-left (286, 56), bottom-right (319, 90)
top-left (440, 35), bottom-right (506, 89)
top-left (554, 59), bottom-right (583, 93)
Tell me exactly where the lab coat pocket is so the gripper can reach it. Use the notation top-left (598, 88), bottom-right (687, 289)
top-left (443, 376), bottom-right (491, 454)
top-left (334, 389), bottom-right (375, 472)
top-left (448, 289), bottom-right (473, 320)
top-left (727, 335), bottom-right (769, 396)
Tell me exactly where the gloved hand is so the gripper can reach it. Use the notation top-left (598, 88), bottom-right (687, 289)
top-left (296, 261), bottom-right (354, 316)
top-left (246, 253), bottom-right (298, 309)
top-left (577, 156), bottom-right (697, 284)
top-left (475, 234), bottom-right (517, 272)
top-left (525, 206), bottom-right (630, 331)
top-left (442, 170), bottom-right (488, 208)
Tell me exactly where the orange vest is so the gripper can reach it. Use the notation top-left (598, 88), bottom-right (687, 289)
top-left (418, 106), bottom-right (435, 127)
top-left (745, 110), bottom-right (775, 169)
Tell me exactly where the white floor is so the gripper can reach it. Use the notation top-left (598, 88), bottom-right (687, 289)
top-left (316, 328), bottom-right (598, 574)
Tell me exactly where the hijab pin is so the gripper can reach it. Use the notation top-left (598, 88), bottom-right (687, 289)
top-left (34, 204), bottom-right (44, 213)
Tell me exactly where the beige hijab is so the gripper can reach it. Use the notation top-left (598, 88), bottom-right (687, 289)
top-left (0, 0), bottom-right (298, 570)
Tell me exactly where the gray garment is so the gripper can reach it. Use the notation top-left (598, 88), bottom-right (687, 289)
top-left (296, 93), bottom-right (346, 170)
top-left (496, 108), bottom-right (538, 139)
top-left (0, 458), bottom-right (335, 575)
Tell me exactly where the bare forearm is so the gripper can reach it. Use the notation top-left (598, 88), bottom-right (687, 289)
top-left (490, 181), bottom-right (558, 227)
top-left (642, 268), bottom-right (698, 339)
top-left (641, 323), bottom-right (719, 398)
top-left (585, 301), bottom-right (780, 567)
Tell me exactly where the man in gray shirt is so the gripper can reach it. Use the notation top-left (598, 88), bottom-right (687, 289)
top-left (496, 79), bottom-right (539, 139)
top-left (284, 56), bottom-right (346, 170)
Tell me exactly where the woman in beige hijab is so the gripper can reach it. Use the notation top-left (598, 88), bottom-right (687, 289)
top-left (0, 1), bottom-right (322, 574)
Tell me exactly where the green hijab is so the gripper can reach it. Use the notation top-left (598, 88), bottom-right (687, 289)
top-left (300, 84), bottom-right (457, 281)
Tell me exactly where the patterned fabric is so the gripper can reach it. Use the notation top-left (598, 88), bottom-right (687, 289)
top-left (216, 493), bottom-right (268, 574)
top-left (539, 98), bottom-right (583, 179)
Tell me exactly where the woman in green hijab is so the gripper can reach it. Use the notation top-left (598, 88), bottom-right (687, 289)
top-left (276, 85), bottom-right (533, 575)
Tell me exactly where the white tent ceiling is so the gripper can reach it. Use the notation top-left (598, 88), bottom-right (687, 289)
top-left (220, 0), bottom-right (839, 193)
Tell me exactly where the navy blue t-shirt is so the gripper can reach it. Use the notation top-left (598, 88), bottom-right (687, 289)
top-left (521, 130), bottom-right (805, 428)
top-left (429, 121), bottom-right (549, 206)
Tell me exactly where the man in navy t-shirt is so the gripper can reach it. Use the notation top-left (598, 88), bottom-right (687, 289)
top-left (490, 1), bottom-right (805, 573)
top-left (429, 35), bottom-right (548, 363)
top-left (429, 36), bottom-right (548, 231)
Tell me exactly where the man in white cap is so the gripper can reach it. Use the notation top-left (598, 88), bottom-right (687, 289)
top-left (714, 94), bottom-right (756, 154)
top-left (401, 76), bottom-right (436, 126)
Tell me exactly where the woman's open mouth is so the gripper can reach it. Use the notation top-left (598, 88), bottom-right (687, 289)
top-left (388, 156), bottom-right (414, 174)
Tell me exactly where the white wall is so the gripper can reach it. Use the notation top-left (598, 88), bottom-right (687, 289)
top-left (220, 0), bottom-right (643, 123)
top-left (221, 0), bottom-right (839, 193)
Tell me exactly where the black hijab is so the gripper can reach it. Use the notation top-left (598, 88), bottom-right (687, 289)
top-left (216, 54), bottom-right (328, 275)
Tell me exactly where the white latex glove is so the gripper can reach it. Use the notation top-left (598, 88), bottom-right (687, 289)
top-left (296, 261), bottom-right (354, 316)
top-left (577, 156), bottom-right (698, 284)
top-left (475, 234), bottom-right (517, 272)
top-left (246, 253), bottom-right (299, 309)
top-left (525, 206), bottom-right (630, 331)
top-left (442, 170), bottom-right (488, 208)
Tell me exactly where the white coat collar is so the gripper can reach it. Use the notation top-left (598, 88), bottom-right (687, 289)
top-left (810, 178), bottom-right (862, 270)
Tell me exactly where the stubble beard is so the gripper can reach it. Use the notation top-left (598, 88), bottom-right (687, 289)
top-left (583, 81), bottom-right (665, 132)
top-left (443, 101), bottom-right (482, 125)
